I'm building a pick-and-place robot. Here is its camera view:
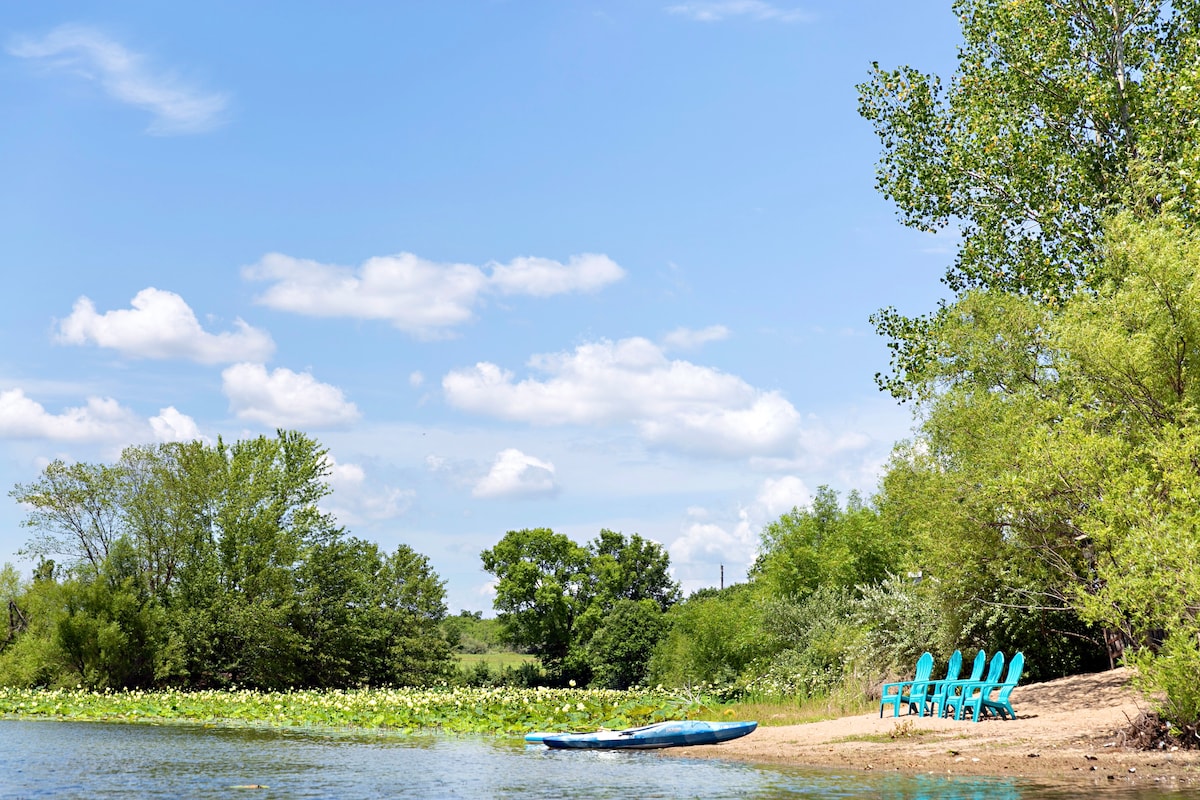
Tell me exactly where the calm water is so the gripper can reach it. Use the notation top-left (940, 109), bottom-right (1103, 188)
top-left (0, 719), bottom-right (1193, 799)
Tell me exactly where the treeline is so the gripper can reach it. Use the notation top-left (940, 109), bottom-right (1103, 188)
top-left (485, 488), bottom-right (1106, 702)
top-left (854, 0), bottom-right (1200, 736)
top-left (0, 432), bottom-right (452, 689)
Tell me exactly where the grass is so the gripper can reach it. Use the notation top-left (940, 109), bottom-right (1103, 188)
top-left (830, 718), bottom-right (934, 743)
top-left (691, 688), bottom-right (874, 727)
top-left (456, 652), bottom-right (536, 670)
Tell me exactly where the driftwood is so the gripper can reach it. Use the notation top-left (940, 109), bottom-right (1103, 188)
top-left (1117, 710), bottom-right (1200, 751)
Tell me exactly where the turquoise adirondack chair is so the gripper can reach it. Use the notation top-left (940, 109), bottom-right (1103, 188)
top-left (879, 652), bottom-right (935, 718)
top-left (958, 651), bottom-right (1025, 722)
top-left (922, 650), bottom-right (962, 718)
top-left (944, 651), bottom-right (1004, 720)
top-left (929, 649), bottom-right (983, 718)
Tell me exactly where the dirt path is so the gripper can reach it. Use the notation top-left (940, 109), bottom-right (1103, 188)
top-left (674, 668), bottom-right (1200, 790)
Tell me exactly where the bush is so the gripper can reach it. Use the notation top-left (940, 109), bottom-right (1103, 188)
top-left (1130, 629), bottom-right (1200, 745)
top-left (852, 573), bottom-right (942, 677)
top-left (749, 587), bottom-right (858, 697)
top-left (647, 584), bottom-right (771, 687)
top-left (585, 599), bottom-right (667, 689)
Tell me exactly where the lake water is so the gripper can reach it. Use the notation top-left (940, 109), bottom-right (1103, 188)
top-left (0, 719), bottom-right (1193, 799)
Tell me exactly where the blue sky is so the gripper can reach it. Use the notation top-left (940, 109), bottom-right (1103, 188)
top-left (0, 1), bottom-right (961, 612)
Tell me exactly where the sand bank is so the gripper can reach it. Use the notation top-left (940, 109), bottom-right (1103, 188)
top-left (675, 668), bottom-right (1200, 790)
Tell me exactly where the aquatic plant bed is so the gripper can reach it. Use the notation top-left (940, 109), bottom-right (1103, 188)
top-left (0, 686), bottom-right (696, 735)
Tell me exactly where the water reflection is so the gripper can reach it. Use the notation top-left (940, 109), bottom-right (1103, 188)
top-left (0, 720), bottom-right (1191, 799)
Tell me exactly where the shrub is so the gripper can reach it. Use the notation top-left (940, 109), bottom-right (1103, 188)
top-left (1130, 629), bottom-right (1200, 745)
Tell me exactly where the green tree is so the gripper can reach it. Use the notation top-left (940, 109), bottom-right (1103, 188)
top-left (585, 599), bottom-right (668, 689)
top-left (441, 610), bottom-right (504, 654)
top-left (481, 528), bottom-right (592, 682)
top-left (53, 539), bottom-right (174, 688)
top-left (589, 529), bottom-right (680, 611)
top-left (214, 431), bottom-right (341, 602)
top-left (858, 0), bottom-right (1200, 398)
top-left (647, 584), bottom-right (771, 687)
top-left (0, 563), bottom-right (67, 687)
top-left (481, 527), bottom-right (680, 684)
top-left (375, 544), bottom-right (454, 685)
top-left (871, 215), bottom-right (1200, 684)
top-left (11, 460), bottom-right (123, 572)
top-left (1, 563), bottom-right (26, 656)
top-left (5, 430), bottom-right (454, 690)
top-left (753, 487), bottom-right (898, 600)
top-left (117, 441), bottom-right (223, 601)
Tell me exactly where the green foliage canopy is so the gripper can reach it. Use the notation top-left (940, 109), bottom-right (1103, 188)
top-left (2, 431), bottom-right (453, 690)
top-left (481, 527), bottom-right (679, 685)
top-left (859, 0), bottom-right (1200, 398)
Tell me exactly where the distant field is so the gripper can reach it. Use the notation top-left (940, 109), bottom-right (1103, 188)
top-left (457, 652), bottom-right (537, 670)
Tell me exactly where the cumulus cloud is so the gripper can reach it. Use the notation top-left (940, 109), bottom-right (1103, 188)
top-left (488, 254), bottom-right (625, 297)
top-left (662, 325), bottom-right (730, 351)
top-left (668, 475), bottom-right (813, 588)
top-left (473, 448), bottom-right (558, 499)
top-left (149, 406), bottom-right (204, 443)
top-left (0, 389), bottom-right (140, 441)
top-left (243, 251), bottom-right (624, 338)
top-left (442, 337), bottom-right (802, 458)
top-left (222, 363), bottom-right (361, 428)
top-left (8, 24), bottom-right (228, 134)
top-left (325, 454), bottom-right (366, 486)
top-left (321, 455), bottom-right (414, 524)
top-left (57, 288), bottom-right (274, 364)
top-left (0, 389), bottom-right (198, 445)
top-left (755, 475), bottom-right (812, 518)
top-left (666, 1), bottom-right (812, 22)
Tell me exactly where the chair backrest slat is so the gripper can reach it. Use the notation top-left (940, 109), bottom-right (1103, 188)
top-left (967, 649), bottom-right (986, 682)
top-left (996, 652), bottom-right (1024, 696)
top-left (914, 652), bottom-right (934, 681)
top-left (983, 651), bottom-right (1005, 683)
top-left (943, 650), bottom-right (963, 682)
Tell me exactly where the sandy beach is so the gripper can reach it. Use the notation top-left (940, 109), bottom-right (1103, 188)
top-left (675, 668), bottom-right (1200, 789)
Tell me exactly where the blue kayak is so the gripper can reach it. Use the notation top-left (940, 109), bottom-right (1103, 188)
top-left (527, 720), bottom-right (757, 750)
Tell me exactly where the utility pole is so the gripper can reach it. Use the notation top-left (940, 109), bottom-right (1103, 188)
top-left (720, 564), bottom-right (724, 590)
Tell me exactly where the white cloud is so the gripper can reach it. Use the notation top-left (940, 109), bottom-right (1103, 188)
top-left (222, 363), bottom-right (361, 428)
top-left (638, 391), bottom-right (801, 456)
top-left (668, 475), bottom-right (812, 591)
top-left (8, 25), bottom-right (228, 135)
top-left (755, 475), bottom-right (812, 518)
top-left (324, 454), bottom-right (366, 487)
top-left (0, 388), bottom-right (141, 442)
top-left (662, 325), bottom-right (730, 351)
top-left (666, 1), bottom-right (812, 23)
top-left (320, 454), bottom-right (414, 524)
top-left (671, 518), bottom-right (752, 567)
top-left (408, 371), bottom-right (425, 388)
top-left (473, 448), bottom-right (558, 499)
top-left (149, 406), bottom-right (204, 443)
top-left (488, 254), bottom-right (625, 297)
top-left (243, 250), bottom-right (625, 337)
top-left (244, 252), bottom-right (484, 336)
top-left (57, 288), bottom-right (274, 364)
top-left (442, 337), bottom-right (802, 458)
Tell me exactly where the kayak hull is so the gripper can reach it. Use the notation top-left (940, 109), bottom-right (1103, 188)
top-left (535, 720), bottom-right (757, 750)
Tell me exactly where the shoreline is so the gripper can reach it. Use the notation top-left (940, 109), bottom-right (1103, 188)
top-left (673, 668), bottom-right (1200, 789)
